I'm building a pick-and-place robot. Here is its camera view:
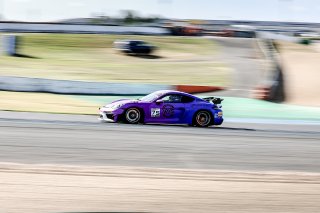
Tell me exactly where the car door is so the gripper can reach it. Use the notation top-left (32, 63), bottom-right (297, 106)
top-left (147, 94), bottom-right (186, 123)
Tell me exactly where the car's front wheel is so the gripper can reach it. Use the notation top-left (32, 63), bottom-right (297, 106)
top-left (194, 110), bottom-right (212, 127)
top-left (124, 108), bottom-right (141, 124)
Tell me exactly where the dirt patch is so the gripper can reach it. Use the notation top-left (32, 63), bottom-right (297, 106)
top-left (1, 163), bottom-right (319, 213)
top-left (277, 42), bottom-right (320, 107)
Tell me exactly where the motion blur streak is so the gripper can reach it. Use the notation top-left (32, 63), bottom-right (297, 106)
top-left (1, 1), bottom-right (320, 212)
top-left (0, 112), bottom-right (320, 212)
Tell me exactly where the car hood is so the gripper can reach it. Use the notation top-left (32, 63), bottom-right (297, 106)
top-left (105, 99), bottom-right (139, 108)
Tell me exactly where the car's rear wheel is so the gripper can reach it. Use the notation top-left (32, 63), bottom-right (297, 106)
top-left (194, 110), bottom-right (212, 127)
top-left (124, 108), bottom-right (141, 124)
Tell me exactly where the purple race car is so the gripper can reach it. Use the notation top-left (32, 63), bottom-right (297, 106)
top-left (99, 90), bottom-right (223, 127)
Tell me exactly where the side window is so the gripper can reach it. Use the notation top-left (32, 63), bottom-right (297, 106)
top-left (135, 41), bottom-right (144, 46)
top-left (181, 95), bottom-right (194, 103)
top-left (159, 94), bottom-right (182, 103)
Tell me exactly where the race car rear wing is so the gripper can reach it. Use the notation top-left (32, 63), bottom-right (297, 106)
top-left (203, 97), bottom-right (224, 105)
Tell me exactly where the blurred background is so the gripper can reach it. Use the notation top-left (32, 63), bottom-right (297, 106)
top-left (0, 1), bottom-right (320, 212)
top-left (0, 0), bottom-right (319, 116)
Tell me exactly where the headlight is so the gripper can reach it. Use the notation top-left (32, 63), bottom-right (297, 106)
top-left (111, 103), bottom-right (125, 109)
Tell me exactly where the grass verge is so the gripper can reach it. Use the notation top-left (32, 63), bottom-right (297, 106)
top-left (0, 34), bottom-right (230, 86)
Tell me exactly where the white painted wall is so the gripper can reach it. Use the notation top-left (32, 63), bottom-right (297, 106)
top-left (0, 76), bottom-right (172, 95)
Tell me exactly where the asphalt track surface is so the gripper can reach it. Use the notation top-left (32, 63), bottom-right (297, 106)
top-left (0, 111), bottom-right (319, 173)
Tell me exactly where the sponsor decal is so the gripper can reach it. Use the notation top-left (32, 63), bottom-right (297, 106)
top-left (151, 108), bottom-right (160, 117)
top-left (162, 104), bottom-right (174, 118)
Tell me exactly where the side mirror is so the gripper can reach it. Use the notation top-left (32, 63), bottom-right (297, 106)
top-left (155, 100), bottom-right (163, 105)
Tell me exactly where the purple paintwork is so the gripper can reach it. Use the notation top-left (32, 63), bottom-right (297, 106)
top-left (99, 90), bottom-right (223, 127)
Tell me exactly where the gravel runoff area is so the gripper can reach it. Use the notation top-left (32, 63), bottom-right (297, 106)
top-left (1, 163), bottom-right (319, 213)
top-left (277, 41), bottom-right (320, 107)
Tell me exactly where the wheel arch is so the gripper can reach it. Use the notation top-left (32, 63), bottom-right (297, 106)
top-left (192, 109), bottom-right (214, 126)
top-left (122, 106), bottom-right (145, 123)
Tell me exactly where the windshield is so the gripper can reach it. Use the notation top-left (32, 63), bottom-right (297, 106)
top-left (135, 41), bottom-right (145, 45)
top-left (139, 91), bottom-right (163, 102)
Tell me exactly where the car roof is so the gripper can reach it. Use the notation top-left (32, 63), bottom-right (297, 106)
top-left (118, 40), bottom-right (144, 43)
top-left (155, 90), bottom-right (201, 100)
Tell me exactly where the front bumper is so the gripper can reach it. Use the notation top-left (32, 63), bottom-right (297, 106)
top-left (99, 112), bottom-right (114, 121)
top-left (99, 107), bottom-right (124, 122)
top-left (214, 117), bottom-right (224, 125)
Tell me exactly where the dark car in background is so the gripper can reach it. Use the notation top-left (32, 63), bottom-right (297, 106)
top-left (114, 40), bottom-right (156, 55)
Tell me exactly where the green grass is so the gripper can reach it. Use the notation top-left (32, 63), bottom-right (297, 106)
top-left (0, 91), bottom-right (98, 114)
top-left (0, 34), bottom-right (230, 86)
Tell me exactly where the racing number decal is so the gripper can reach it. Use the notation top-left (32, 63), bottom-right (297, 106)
top-left (162, 104), bottom-right (174, 118)
top-left (151, 105), bottom-right (174, 118)
top-left (151, 108), bottom-right (160, 117)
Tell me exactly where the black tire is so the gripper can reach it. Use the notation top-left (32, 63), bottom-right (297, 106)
top-left (193, 110), bottom-right (212, 127)
top-left (124, 108), bottom-right (141, 124)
